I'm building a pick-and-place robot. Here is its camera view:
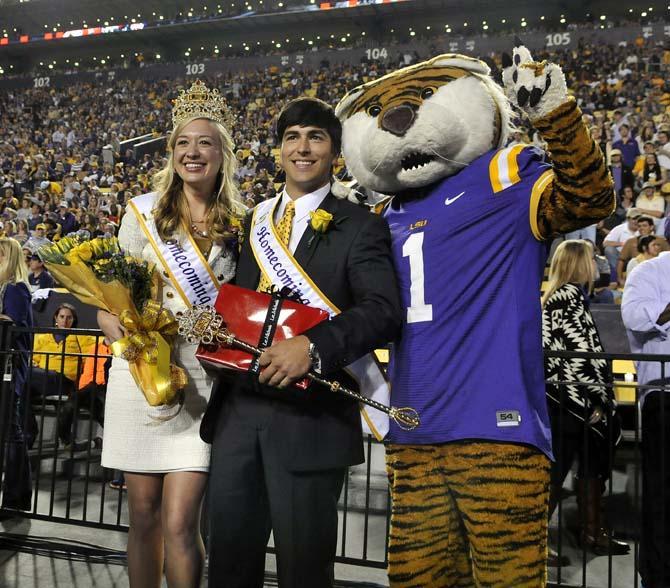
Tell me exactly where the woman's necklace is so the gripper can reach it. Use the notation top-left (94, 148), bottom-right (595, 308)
top-left (188, 195), bottom-right (213, 238)
top-left (191, 220), bottom-right (208, 238)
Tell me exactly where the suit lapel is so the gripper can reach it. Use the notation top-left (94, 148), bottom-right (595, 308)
top-left (293, 192), bottom-right (340, 269)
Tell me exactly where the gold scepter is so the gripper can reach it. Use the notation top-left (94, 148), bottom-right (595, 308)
top-left (178, 304), bottom-right (420, 431)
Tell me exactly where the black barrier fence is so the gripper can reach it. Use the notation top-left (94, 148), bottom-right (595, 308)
top-left (0, 321), bottom-right (668, 587)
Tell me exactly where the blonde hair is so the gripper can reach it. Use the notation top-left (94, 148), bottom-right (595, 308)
top-left (152, 117), bottom-right (242, 243)
top-left (0, 238), bottom-right (29, 285)
top-left (541, 240), bottom-right (594, 306)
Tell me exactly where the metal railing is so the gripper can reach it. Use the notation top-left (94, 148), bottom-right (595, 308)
top-left (0, 321), bottom-right (668, 587)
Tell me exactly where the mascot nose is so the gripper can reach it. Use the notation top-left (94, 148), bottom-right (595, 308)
top-left (381, 105), bottom-right (416, 136)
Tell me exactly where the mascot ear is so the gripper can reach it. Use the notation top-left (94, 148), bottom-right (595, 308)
top-left (335, 87), bottom-right (365, 120)
top-left (428, 54), bottom-right (491, 76)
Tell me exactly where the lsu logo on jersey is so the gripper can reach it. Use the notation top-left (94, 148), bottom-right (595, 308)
top-left (409, 219), bottom-right (428, 231)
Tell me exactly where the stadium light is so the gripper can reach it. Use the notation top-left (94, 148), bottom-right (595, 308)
top-left (600, 14), bottom-right (606, 20)
top-left (642, 11), bottom-right (648, 16)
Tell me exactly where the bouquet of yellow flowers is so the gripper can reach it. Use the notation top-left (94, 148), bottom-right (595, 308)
top-left (39, 236), bottom-right (187, 407)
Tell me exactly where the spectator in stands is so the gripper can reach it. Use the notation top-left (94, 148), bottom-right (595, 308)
top-left (617, 215), bottom-right (668, 285)
top-left (626, 234), bottom-right (661, 275)
top-left (29, 303), bottom-right (95, 447)
top-left (238, 155), bottom-right (256, 179)
top-left (57, 201), bottom-right (77, 235)
top-left (13, 220), bottom-right (29, 245)
top-left (255, 144), bottom-right (276, 175)
top-left (585, 240), bottom-right (615, 304)
top-left (24, 223), bottom-right (50, 253)
top-left (27, 253), bottom-right (54, 291)
top-left (27, 203), bottom-right (43, 231)
top-left (603, 208), bottom-right (639, 281)
top-left (0, 238), bottom-right (34, 511)
top-left (57, 338), bottom-right (111, 454)
top-left (622, 252), bottom-right (670, 588)
top-left (656, 129), bottom-right (670, 173)
top-left (636, 182), bottom-right (666, 220)
top-left (637, 152), bottom-right (666, 190)
top-left (612, 124), bottom-right (640, 169)
top-left (542, 240), bottom-right (629, 566)
top-left (609, 148), bottom-right (635, 194)
top-left (616, 185), bottom-right (636, 222)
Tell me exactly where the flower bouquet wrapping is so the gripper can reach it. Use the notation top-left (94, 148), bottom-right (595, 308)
top-left (38, 236), bottom-right (187, 407)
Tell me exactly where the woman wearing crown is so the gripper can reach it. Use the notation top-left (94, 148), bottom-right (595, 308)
top-left (96, 81), bottom-right (241, 588)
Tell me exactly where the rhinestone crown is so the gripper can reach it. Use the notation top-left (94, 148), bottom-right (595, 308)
top-left (172, 79), bottom-right (233, 129)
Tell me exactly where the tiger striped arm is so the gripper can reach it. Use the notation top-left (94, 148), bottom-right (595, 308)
top-left (533, 98), bottom-right (616, 238)
top-left (502, 42), bottom-right (615, 238)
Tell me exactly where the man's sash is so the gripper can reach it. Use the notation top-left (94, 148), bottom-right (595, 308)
top-left (249, 197), bottom-right (391, 440)
top-left (129, 192), bottom-right (220, 307)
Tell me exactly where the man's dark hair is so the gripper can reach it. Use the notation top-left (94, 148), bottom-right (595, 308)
top-left (636, 215), bottom-right (655, 226)
top-left (276, 97), bottom-right (342, 155)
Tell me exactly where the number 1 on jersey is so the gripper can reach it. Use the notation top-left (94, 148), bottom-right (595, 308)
top-left (402, 232), bottom-right (433, 323)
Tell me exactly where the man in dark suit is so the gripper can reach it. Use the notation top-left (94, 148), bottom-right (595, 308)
top-left (201, 97), bottom-right (402, 588)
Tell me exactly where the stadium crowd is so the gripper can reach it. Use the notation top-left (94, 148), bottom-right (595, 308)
top-left (0, 36), bottom-right (669, 287)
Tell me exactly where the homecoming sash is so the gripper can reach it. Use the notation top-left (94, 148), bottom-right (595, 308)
top-left (129, 192), bottom-right (220, 307)
top-left (249, 196), bottom-right (391, 440)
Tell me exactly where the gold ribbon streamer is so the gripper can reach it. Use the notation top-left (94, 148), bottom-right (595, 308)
top-left (111, 301), bottom-right (186, 407)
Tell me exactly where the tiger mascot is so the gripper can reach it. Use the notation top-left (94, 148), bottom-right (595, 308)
top-left (334, 43), bottom-right (614, 587)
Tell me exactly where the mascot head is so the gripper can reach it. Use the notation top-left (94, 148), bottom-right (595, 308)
top-left (335, 54), bottom-right (514, 194)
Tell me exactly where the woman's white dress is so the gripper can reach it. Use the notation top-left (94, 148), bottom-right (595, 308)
top-left (100, 200), bottom-right (235, 472)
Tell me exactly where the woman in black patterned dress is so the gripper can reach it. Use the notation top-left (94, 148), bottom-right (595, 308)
top-left (542, 240), bottom-right (629, 564)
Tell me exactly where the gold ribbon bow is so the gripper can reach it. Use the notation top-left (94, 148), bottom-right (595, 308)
top-left (110, 301), bottom-right (188, 406)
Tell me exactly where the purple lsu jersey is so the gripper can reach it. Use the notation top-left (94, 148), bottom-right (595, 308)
top-left (384, 144), bottom-right (554, 458)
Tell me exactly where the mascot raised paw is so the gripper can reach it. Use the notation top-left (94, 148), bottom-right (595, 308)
top-left (336, 44), bottom-right (614, 588)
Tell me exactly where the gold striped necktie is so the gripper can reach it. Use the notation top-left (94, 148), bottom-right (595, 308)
top-left (257, 200), bottom-right (295, 293)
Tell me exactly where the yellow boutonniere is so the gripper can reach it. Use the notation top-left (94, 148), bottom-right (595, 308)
top-left (309, 209), bottom-right (333, 233)
top-left (307, 209), bottom-right (347, 249)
